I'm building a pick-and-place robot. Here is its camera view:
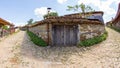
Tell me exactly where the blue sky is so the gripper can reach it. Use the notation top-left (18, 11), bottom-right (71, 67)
top-left (0, 0), bottom-right (119, 26)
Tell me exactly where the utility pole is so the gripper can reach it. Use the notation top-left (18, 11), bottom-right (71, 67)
top-left (47, 7), bottom-right (51, 45)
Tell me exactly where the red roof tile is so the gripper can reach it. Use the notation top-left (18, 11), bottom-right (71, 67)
top-left (112, 3), bottom-right (120, 23)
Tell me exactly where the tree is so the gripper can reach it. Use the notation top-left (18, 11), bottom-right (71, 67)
top-left (2, 25), bottom-right (8, 30)
top-left (67, 3), bottom-right (94, 17)
top-left (43, 12), bottom-right (58, 19)
top-left (79, 3), bottom-right (86, 13)
top-left (27, 19), bottom-right (33, 25)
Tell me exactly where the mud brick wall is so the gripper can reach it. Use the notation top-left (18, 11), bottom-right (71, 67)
top-left (113, 21), bottom-right (120, 29)
top-left (80, 24), bottom-right (105, 41)
top-left (29, 21), bottom-right (105, 45)
top-left (29, 24), bottom-right (48, 42)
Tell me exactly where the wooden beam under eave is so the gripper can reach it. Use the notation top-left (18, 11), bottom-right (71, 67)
top-left (0, 18), bottom-right (13, 26)
top-left (0, 21), bottom-right (7, 25)
top-left (0, 23), bottom-right (4, 27)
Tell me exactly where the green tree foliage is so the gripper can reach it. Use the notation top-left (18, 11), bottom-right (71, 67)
top-left (2, 25), bottom-right (8, 30)
top-left (27, 19), bottom-right (33, 25)
top-left (43, 12), bottom-right (58, 19)
top-left (67, 3), bottom-right (94, 14)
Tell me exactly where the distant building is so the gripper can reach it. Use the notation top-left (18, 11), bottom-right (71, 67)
top-left (0, 18), bottom-right (14, 27)
top-left (0, 18), bottom-right (15, 37)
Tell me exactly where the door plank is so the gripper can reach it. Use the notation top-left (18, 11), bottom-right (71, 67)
top-left (52, 25), bottom-right (78, 46)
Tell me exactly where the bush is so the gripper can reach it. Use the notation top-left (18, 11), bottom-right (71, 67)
top-left (27, 30), bottom-right (47, 47)
top-left (79, 31), bottom-right (108, 47)
top-left (2, 25), bottom-right (8, 30)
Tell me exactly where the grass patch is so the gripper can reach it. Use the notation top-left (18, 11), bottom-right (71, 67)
top-left (79, 31), bottom-right (108, 47)
top-left (107, 26), bottom-right (120, 32)
top-left (27, 30), bottom-right (47, 47)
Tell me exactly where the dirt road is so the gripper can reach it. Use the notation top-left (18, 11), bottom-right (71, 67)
top-left (0, 27), bottom-right (120, 68)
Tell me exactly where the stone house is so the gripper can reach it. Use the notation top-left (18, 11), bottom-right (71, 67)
top-left (29, 11), bottom-right (105, 46)
top-left (106, 21), bottom-right (112, 26)
top-left (111, 3), bottom-right (120, 28)
top-left (0, 18), bottom-right (14, 37)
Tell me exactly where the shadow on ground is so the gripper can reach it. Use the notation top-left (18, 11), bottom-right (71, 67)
top-left (20, 31), bottom-right (91, 63)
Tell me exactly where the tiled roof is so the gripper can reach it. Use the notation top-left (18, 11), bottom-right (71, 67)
top-left (112, 3), bottom-right (120, 23)
top-left (29, 18), bottom-right (103, 27)
top-left (64, 11), bottom-right (104, 16)
top-left (29, 11), bottom-right (104, 27)
top-left (0, 18), bottom-right (14, 26)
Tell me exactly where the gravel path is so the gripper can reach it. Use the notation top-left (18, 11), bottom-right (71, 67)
top-left (0, 27), bottom-right (120, 68)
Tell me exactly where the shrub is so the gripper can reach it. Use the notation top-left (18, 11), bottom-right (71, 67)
top-left (79, 31), bottom-right (108, 47)
top-left (27, 30), bottom-right (47, 47)
top-left (2, 25), bottom-right (8, 30)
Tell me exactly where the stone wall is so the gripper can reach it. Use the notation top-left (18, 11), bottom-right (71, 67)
top-left (80, 24), bottom-right (105, 41)
top-left (29, 24), bottom-right (48, 42)
top-left (29, 22), bottom-right (105, 45)
top-left (113, 21), bottom-right (120, 29)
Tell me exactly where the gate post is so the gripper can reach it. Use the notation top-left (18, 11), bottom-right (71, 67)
top-left (77, 24), bottom-right (80, 45)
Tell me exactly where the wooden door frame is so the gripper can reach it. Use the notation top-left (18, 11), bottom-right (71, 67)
top-left (51, 24), bottom-right (79, 46)
top-left (77, 25), bottom-right (80, 45)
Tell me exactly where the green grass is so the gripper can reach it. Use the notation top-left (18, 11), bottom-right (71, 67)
top-left (79, 31), bottom-right (108, 47)
top-left (27, 30), bottom-right (47, 47)
top-left (107, 26), bottom-right (120, 32)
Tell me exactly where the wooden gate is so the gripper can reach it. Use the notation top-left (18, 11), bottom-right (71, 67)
top-left (52, 25), bottom-right (78, 46)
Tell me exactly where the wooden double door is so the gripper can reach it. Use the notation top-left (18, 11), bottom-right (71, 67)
top-left (52, 25), bottom-right (78, 46)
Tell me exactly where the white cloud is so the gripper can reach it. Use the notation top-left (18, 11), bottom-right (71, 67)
top-left (34, 7), bottom-right (56, 18)
top-left (78, 0), bottom-right (101, 7)
top-left (34, 7), bottom-right (48, 18)
top-left (7, 20), bottom-right (12, 23)
top-left (57, 0), bottom-right (67, 4)
top-left (114, 0), bottom-right (119, 4)
top-left (15, 23), bottom-right (25, 26)
top-left (78, 0), bottom-right (119, 22)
